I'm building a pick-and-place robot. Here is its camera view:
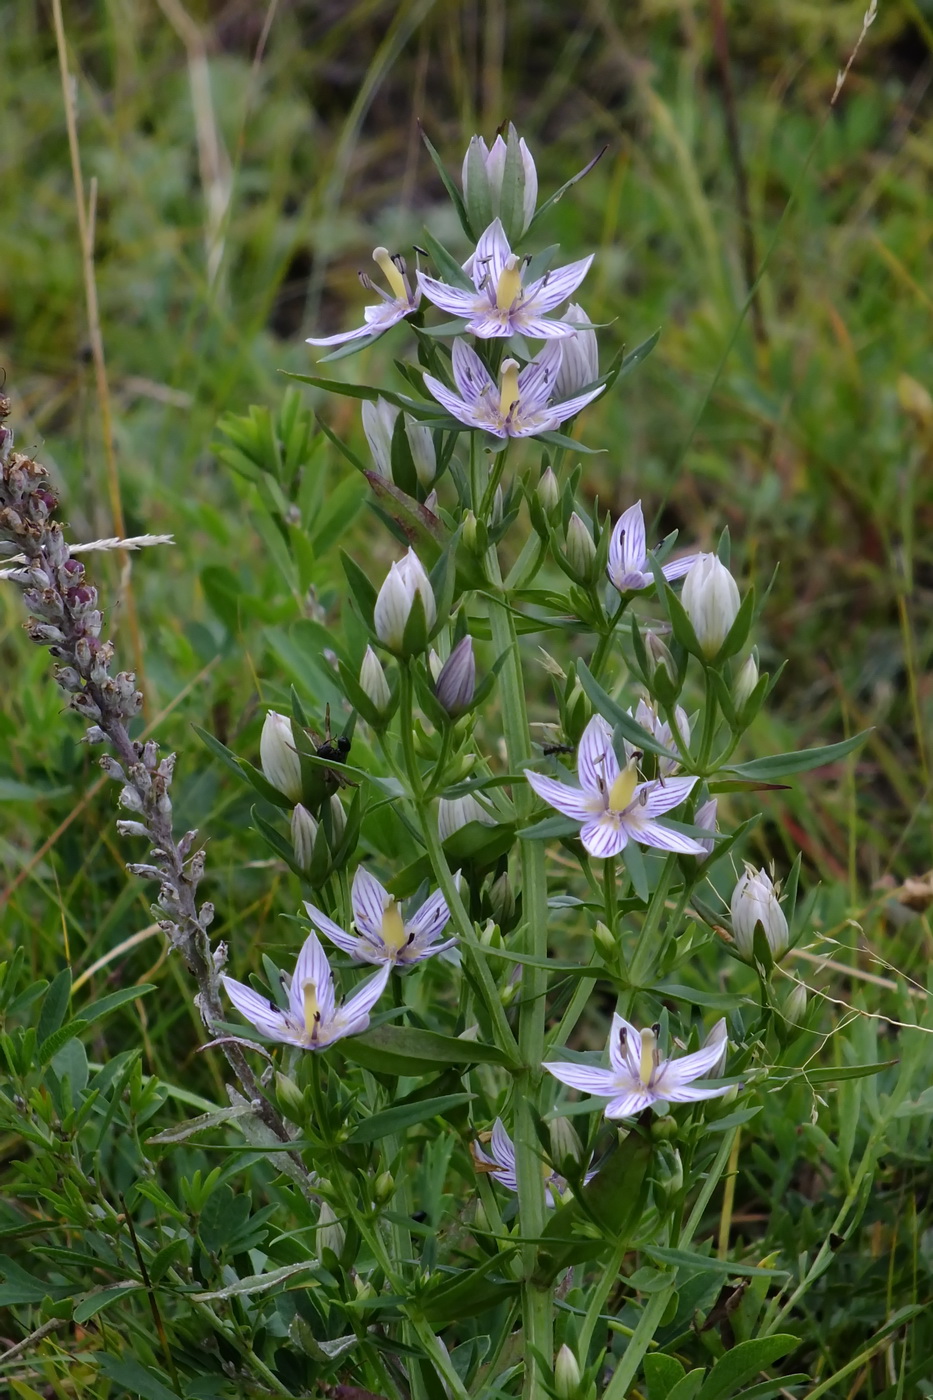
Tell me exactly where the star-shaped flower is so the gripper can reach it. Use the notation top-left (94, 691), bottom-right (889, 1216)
top-left (423, 339), bottom-right (603, 440)
top-left (544, 1014), bottom-right (730, 1120)
top-left (524, 713), bottom-right (704, 859)
top-left (417, 218), bottom-right (592, 340)
top-left (607, 501), bottom-right (696, 594)
top-left (221, 929), bottom-right (390, 1050)
top-left (472, 1118), bottom-right (594, 1206)
top-left (306, 247), bottom-right (420, 349)
top-left (304, 866), bottom-right (457, 968)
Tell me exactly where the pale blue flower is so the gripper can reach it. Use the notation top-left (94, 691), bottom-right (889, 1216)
top-left (307, 247), bottom-right (420, 349)
top-left (607, 500), bottom-right (696, 594)
top-left (304, 866), bottom-right (456, 968)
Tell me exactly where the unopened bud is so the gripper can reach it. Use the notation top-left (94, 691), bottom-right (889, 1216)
top-left (549, 1117), bottom-right (584, 1176)
top-left (327, 794), bottom-right (346, 845)
top-left (681, 553), bottom-right (741, 658)
top-left (645, 631), bottom-right (677, 687)
top-left (260, 712), bottom-right (303, 803)
top-left (360, 645), bottom-right (392, 715)
top-left (731, 866), bottom-right (789, 962)
top-left (437, 793), bottom-right (494, 842)
top-left (405, 415), bottom-right (436, 487)
top-left (462, 510), bottom-right (482, 554)
top-left (553, 303), bottom-right (598, 401)
top-left (373, 548), bottom-right (436, 656)
top-left (316, 1201), bottom-right (345, 1261)
top-left (435, 636), bottom-right (476, 717)
top-left (554, 1344), bottom-right (582, 1400)
top-left (593, 922), bottom-right (616, 961)
top-left (693, 797), bottom-right (718, 858)
top-left (537, 466), bottom-right (560, 515)
top-left (462, 123), bottom-right (538, 241)
top-left (783, 981), bottom-right (808, 1025)
top-left (361, 398), bottom-right (399, 478)
top-left (275, 1073), bottom-right (306, 1120)
top-left (374, 1171), bottom-right (395, 1204)
top-left (565, 512), bottom-right (597, 582)
top-left (733, 652), bottom-right (759, 712)
top-left (291, 804), bottom-right (318, 872)
top-left (488, 872), bottom-right (515, 928)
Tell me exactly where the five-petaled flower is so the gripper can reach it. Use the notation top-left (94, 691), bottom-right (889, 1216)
top-left (543, 1014), bottom-right (731, 1119)
top-left (607, 500), bottom-right (696, 594)
top-left (306, 247), bottom-right (420, 349)
top-left (221, 929), bottom-right (390, 1050)
top-left (304, 866), bottom-right (457, 968)
top-left (472, 1118), bottom-right (594, 1206)
top-left (524, 713), bottom-right (705, 859)
top-left (418, 218), bottom-right (592, 340)
top-left (424, 339), bottom-right (603, 440)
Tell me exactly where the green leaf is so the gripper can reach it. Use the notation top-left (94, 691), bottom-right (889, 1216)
top-left (420, 1248), bottom-right (520, 1324)
top-left (645, 1353), bottom-right (687, 1400)
top-left (576, 662), bottom-right (680, 763)
top-left (419, 226), bottom-right (474, 290)
top-left (695, 1335), bottom-right (800, 1400)
top-left (74, 1283), bottom-right (142, 1323)
top-left (622, 840), bottom-right (649, 903)
top-left (421, 125), bottom-right (475, 239)
top-left (347, 1092), bottom-right (474, 1144)
top-left (644, 1246), bottom-right (788, 1279)
top-left (724, 730), bottom-right (871, 782)
top-left (342, 1024), bottom-right (515, 1076)
top-left (787, 1059), bottom-right (897, 1085)
top-left (37, 967), bottom-right (72, 1044)
top-left (731, 1378), bottom-right (810, 1400)
top-left (191, 1260), bottom-right (320, 1301)
top-left (609, 328), bottom-right (662, 387)
top-left (527, 145), bottom-right (607, 229)
top-left (94, 1354), bottom-right (181, 1400)
top-left (520, 814), bottom-right (581, 840)
top-left (667, 1371), bottom-right (706, 1400)
top-left (39, 1021), bottom-right (89, 1065)
top-left (81, 984), bottom-right (156, 1028)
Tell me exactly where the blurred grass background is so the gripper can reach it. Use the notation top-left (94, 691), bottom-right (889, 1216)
top-left (1, 0), bottom-right (933, 1384)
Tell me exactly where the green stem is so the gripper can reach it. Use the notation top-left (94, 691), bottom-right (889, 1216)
top-left (603, 856), bottom-right (618, 933)
top-left (626, 855), bottom-right (677, 992)
top-left (697, 666), bottom-right (720, 771)
top-left (505, 531), bottom-right (547, 591)
top-left (486, 551), bottom-right (553, 1398)
top-left (590, 600), bottom-right (626, 681)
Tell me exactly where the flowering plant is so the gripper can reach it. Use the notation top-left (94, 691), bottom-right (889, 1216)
top-left (0, 121), bottom-right (872, 1400)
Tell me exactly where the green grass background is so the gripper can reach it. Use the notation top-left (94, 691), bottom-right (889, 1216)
top-left (2, 0), bottom-right (933, 1392)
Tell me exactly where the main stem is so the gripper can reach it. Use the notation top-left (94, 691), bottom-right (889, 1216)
top-left (486, 549), bottom-right (553, 1396)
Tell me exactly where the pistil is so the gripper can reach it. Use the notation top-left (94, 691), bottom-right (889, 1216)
top-left (373, 247), bottom-right (408, 302)
top-left (495, 254), bottom-right (523, 310)
top-left (380, 900), bottom-right (408, 952)
top-left (499, 359), bottom-right (520, 418)
top-left (607, 759), bottom-right (639, 813)
top-left (302, 980), bottom-right (320, 1041)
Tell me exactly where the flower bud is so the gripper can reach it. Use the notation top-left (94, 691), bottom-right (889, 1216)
top-left (374, 1171), bottom-right (395, 1205)
top-left (327, 794), bottom-right (346, 845)
top-left (290, 803), bottom-right (319, 871)
top-left (462, 123), bottom-right (538, 241)
top-left (405, 416), bottom-right (436, 488)
top-left (681, 553), bottom-right (741, 658)
top-left (645, 631), bottom-right (677, 688)
top-left (549, 1116), bottom-right (584, 1177)
top-left (693, 797), bottom-right (718, 858)
top-left (437, 793), bottom-right (494, 842)
top-left (361, 398), bottom-right (399, 478)
top-left (537, 466), bottom-right (560, 516)
top-left (553, 303), bottom-right (598, 401)
top-left (593, 922), bottom-right (617, 962)
top-left (731, 866), bottom-right (789, 962)
top-left (488, 872), bottom-right (515, 928)
top-left (360, 645), bottom-right (392, 715)
top-left (782, 980), bottom-right (808, 1026)
top-left (434, 636), bottom-right (476, 717)
top-left (373, 548), bottom-right (437, 655)
top-left (275, 1072), bottom-right (306, 1120)
top-left (462, 509), bottom-right (482, 554)
top-left (554, 1344), bottom-right (582, 1400)
top-left (733, 652), bottom-right (759, 712)
top-left (260, 712), bottom-right (303, 803)
top-left (565, 512), bottom-right (597, 583)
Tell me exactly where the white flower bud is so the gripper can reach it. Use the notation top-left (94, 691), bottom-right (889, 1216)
top-left (328, 794), bottom-right (346, 845)
top-left (553, 303), bottom-right (598, 401)
top-left (537, 466), bottom-right (560, 515)
top-left (404, 415), bottom-right (436, 488)
top-left (731, 866), bottom-right (789, 961)
top-left (783, 981), bottom-right (808, 1025)
top-left (260, 711), bottom-right (303, 803)
top-left (565, 512), bottom-right (596, 580)
top-left (437, 793), bottom-right (494, 842)
top-left (316, 1200), bottom-right (345, 1261)
top-left (462, 124), bottom-right (538, 239)
top-left (359, 645), bottom-right (392, 715)
top-left (555, 1344), bottom-right (582, 1400)
top-left (645, 631), bottom-right (676, 686)
top-left (693, 797), bottom-right (718, 857)
top-left (733, 653), bottom-right (759, 711)
top-left (373, 548), bottom-right (437, 654)
top-left (291, 803), bottom-right (318, 871)
top-left (435, 636), bottom-right (476, 717)
top-left (681, 553), bottom-right (741, 658)
top-left (361, 398), bottom-right (399, 478)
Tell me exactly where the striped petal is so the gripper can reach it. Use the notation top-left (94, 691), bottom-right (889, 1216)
top-left (290, 928), bottom-right (336, 1026)
top-left (580, 817), bottom-right (628, 859)
top-left (303, 900), bottom-right (361, 956)
top-left (660, 552), bottom-right (698, 582)
top-left (607, 1012), bottom-right (643, 1078)
top-left (352, 866), bottom-right (391, 943)
top-left (605, 1089), bottom-right (655, 1119)
top-left (577, 713), bottom-right (617, 797)
top-left (221, 976), bottom-right (294, 1045)
top-left (406, 887), bottom-right (452, 947)
top-left (636, 776), bottom-right (697, 817)
top-left (472, 218), bottom-right (512, 291)
top-left (525, 255), bottom-right (595, 312)
top-left (524, 769), bottom-right (598, 821)
top-left (542, 1061), bottom-right (618, 1097)
top-left (633, 821), bottom-right (707, 856)
top-left (334, 962), bottom-right (392, 1038)
top-left (416, 274), bottom-right (480, 318)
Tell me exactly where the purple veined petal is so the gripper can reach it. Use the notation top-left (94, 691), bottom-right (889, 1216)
top-left (660, 552), bottom-right (698, 582)
top-left (607, 1012), bottom-right (644, 1077)
top-left (524, 254), bottom-right (595, 312)
top-left (580, 817), bottom-right (628, 859)
top-left (516, 340), bottom-right (563, 407)
top-left (548, 382), bottom-right (606, 423)
top-left (633, 821), bottom-right (708, 856)
top-left (542, 1061), bottom-right (618, 1096)
top-left (466, 312), bottom-right (515, 339)
top-left (616, 502), bottom-right (648, 576)
top-left (321, 924), bottom-right (371, 959)
top-left (655, 1078), bottom-right (732, 1104)
top-left (472, 217), bottom-right (512, 292)
top-left (490, 1118), bottom-right (516, 1171)
top-left (636, 775), bottom-right (698, 818)
top-left (422, 374), bottom-right (482, 426)
top-left (524, 769), bottom-right (599, 821)
top-left (352, 866), bottom-right (391, 943)
top-left (576, 713), bottom-right (617, 798)
top-left (416, 273), bottom-right (480, 318)
top-left (451, 337), bottom-right (497, 400)
top-left (306, 321), bottom-right (383, 348)
top-left (336, 961), bottom-right (392, 1033)
top-left (362, 299), bottom-right (416, 327)
top-left (221, 976), bottom-right (293, 1044)
top-left (290, 928), bottom-right (336, 1027)
top-left (657, 1026), bottom-right (729, 1087)
top-left (515, 315), bottom-right (579, 340)
top-left (605, 1088), bottom-right (655, 1119)
top-left (401, 936), bottom-right (458, 964)
top-left (406, 887), bottom-right (452, 946)
top-left (303, 899), bottom-right (358, 954)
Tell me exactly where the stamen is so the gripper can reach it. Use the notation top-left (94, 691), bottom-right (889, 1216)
top-left (607, 759), bottom-right (639, 813)
top-left (373, 247), bottom-right (408, 302)
top-left (499, 359), bottom-right (521, 418)
top-left (495, 255), bottom-right (523, 311)
top-left (302, 980), bottom-right (320, 1040)
top-left (638, 1026), bottom-right (657, 1087)
top-left (380, 900), bottom-right (409, 952)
